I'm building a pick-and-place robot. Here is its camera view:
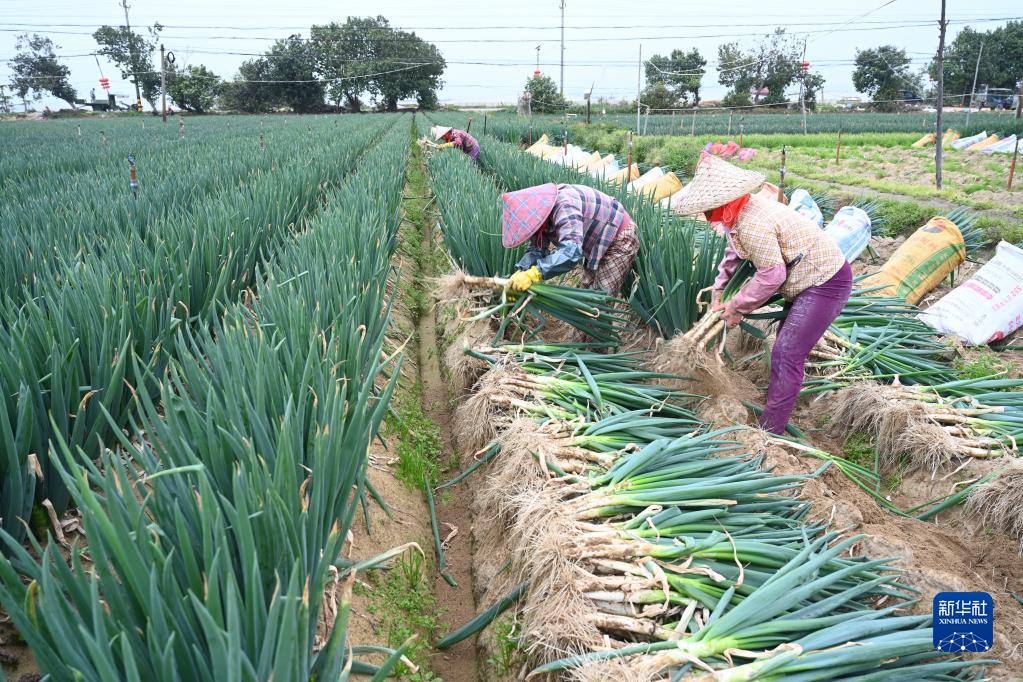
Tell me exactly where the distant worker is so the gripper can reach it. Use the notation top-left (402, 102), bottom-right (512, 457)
top-left (431, 125), bottom-right (480, 162)
top-left (500, 183), bottom-right (639, 299)
top-left (674, 155), bottom-right (851, 435)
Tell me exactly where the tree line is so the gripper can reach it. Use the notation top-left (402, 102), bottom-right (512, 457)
top-left (7, 15), bottom-right (446, 114)
top-left (525, 22), bottom-right (1022, 114)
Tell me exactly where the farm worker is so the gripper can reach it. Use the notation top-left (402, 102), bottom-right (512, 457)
top-left (675, 155), bottom-right (851, 435)
top-left (432, 125), bottom-right (480, 162)
top-left (500, 183), bottom-right (639, 298)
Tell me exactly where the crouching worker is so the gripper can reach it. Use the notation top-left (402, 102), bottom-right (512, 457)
top-left (432, 125), bottom-right (480, 163)
top-left (501, 183), bottom-right (639, 299)
top-left (674, 156), bottom-right (851, 435)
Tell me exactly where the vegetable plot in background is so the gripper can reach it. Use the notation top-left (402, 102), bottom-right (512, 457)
top-left (0, 120), bottom-right (410, 681)
top-left (919, 241), bottom-right (1023, 346)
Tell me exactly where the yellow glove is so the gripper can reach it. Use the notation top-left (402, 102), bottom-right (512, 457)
top-left (508, 266), bottom-right (542, 292)
top-left (437, 142), bottom-right (455, 150)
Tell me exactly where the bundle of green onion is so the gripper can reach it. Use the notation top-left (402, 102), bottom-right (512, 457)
top-left (442, 271), bottom-right (630, 344)
top-left (832, 377), bottom-right (1023, 469)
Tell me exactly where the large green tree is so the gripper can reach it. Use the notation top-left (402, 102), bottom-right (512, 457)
top-left (372, 28), bottom-right (445, 111)
top-left (852, 46), bottom-right (920, 111)
top-left (310, 17), bottom-right (379, 111)
top-left (644, 48), bottom-right (706, 107)
top-left (717, 29), bottom-right (823, 108)
top-left (166, 64), bottom-right (222, 113)
top-left (222, 35), bottom-right (324, 113)
top-left (931, 21), bottom-right (1023, 105)
top-left (310, 16), bottom-right (445, 112)
top-left (93, 23), bottom-right (162, 110)
top-left (9, 34), bottom-right (77, 109)
top-left (525, 74), bottom-right (566, 114)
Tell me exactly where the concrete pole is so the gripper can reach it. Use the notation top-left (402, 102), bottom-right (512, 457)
top-left (636, 44), bottom-right (642, 134)
top-left (559, 0), bottom-right (565, 97)
top-left (935, 0), bottom-right (947, 190)
top-left (965, 41), bottom-right (984, 131)
top-left (160, 43), bottom-right (166, 123)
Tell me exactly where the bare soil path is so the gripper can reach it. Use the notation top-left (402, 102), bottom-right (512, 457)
top-left (407, 129), bottom-right (479, 682)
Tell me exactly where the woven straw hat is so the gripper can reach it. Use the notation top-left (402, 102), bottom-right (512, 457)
top-left (673, 155), bottom-right (766, 216)
top-left (432, 125), bottom-right (453, 141)
top-left (501, 183), bottom-right (558, 247)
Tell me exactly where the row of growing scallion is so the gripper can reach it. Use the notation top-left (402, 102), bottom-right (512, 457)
top-left (0, 115), bottom-right (397, 546)
top-left (0, 116), bottom-right (416, 680)
top-left (423, 135), bottom-right (994, 679)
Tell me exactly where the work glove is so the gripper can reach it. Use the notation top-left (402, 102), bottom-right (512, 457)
top-left (508, 266), bottom-right (542, 292)
top-left (722, 303), bottom-right (743, 329)
top-left (436, 142), bottom-right (455, 150)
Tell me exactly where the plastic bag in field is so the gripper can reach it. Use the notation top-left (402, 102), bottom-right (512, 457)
top-left (983, 135), bottom-right (1019, 154)
top-left (859, 216), bottom-right (965, 305)
top-left (628, 167), bottom-right (665, 191)
top-left (788, 189), bottom-right (824, 227)
top-left (737, 148), bottom-right (757, 162)
top-left (919, 241), bottom-right (1023, 345)
top-left (823, 206), bottom-right (872, 262)
top-left (950, 131), bottom-right (987, 150)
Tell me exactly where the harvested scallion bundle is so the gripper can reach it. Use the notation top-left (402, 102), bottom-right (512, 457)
top-left (439, 271), bottom-right (629, 344)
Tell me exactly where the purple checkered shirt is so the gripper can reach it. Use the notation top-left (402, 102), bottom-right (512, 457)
top-left (532, 184), bottom-right (631, 271)
top-left (449, 130), bottom-right (480, 160)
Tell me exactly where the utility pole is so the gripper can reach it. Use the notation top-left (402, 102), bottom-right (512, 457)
top-left (121, 0), bottom-right (143, 112)
top-left (799, 39), bottom-right (808, 134)
top-left (965, 40), bottom-right (984, 131)
top-left (160, 44), bottom-right (167, 122)
top-left (935, 0), bottom-right (947, 190)
top-left (535, 44), bottom-right (540, 73)
top-left (636, 44), bottom-right (642, 134)
top-left (1016, 75), bottom-right (1022, 120)
top-left (559, 0), bottom-right (566, 97)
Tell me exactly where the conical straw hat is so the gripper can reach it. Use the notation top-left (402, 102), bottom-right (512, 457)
top-left (673, 154), bottom-right (766, 217)
top-left (432, 125), bottom-right (453, 140)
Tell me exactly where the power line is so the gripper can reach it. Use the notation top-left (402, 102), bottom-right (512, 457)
top-left (0, 17), bottom-right (1018, 43)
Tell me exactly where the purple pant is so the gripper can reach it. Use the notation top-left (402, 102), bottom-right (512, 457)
top-left (761, 262), bottom-right (852, 435)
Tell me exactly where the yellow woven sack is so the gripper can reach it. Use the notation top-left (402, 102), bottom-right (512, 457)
top-left (641, 172), bottom-right (684, 202)
top-left (608, 164), bottom-right (640, 185)
top-left (575, 151), bottom-right (601, 170)
top-left (941, 129), bottom-right (960, 146)
top-left (911, 133), bottom-right (935, 148)
top-left (967, 134), bottom-right (1001, 152)
top-left (859, 217), bottom-right (965, 305)
top-left (525, 134), bottom-right (550, 156)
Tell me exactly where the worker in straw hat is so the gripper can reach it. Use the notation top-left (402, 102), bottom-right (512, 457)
top-left (674, 154), bottom-right (852, 435)
top-left (500, 183), bottom-right (639, 299)
top-left (430, 125), bottom-right (480, 163)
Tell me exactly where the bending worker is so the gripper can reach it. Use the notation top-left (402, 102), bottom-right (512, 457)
top-left (675, 156), bottom-right (851, 435)
top-left (500, 182), bottom-right (640, 298)
top-left (431, 125), bottom-right (480, 162)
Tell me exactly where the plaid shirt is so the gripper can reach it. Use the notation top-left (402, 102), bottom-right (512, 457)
top-left (532, 184), bottom-right (631, 271)
top-left (729, 194), bottom-right (846, 300)
top-left (449, 130), bottom-right (480, 160)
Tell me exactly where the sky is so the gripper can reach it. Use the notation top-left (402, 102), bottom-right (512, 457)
top-left (0, 0), bottom-right (1020, 109)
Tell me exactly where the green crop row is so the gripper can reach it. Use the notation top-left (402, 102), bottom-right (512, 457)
top-left (0, 116), bottom-right (411, 679)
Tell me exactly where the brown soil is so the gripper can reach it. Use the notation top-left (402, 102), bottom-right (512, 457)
top-left (345, 446), bottom-right (435, 667)
top-left (414, 153), bottom-right (478, 682)
top-left (0, 621), bottom-right (37, 682)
